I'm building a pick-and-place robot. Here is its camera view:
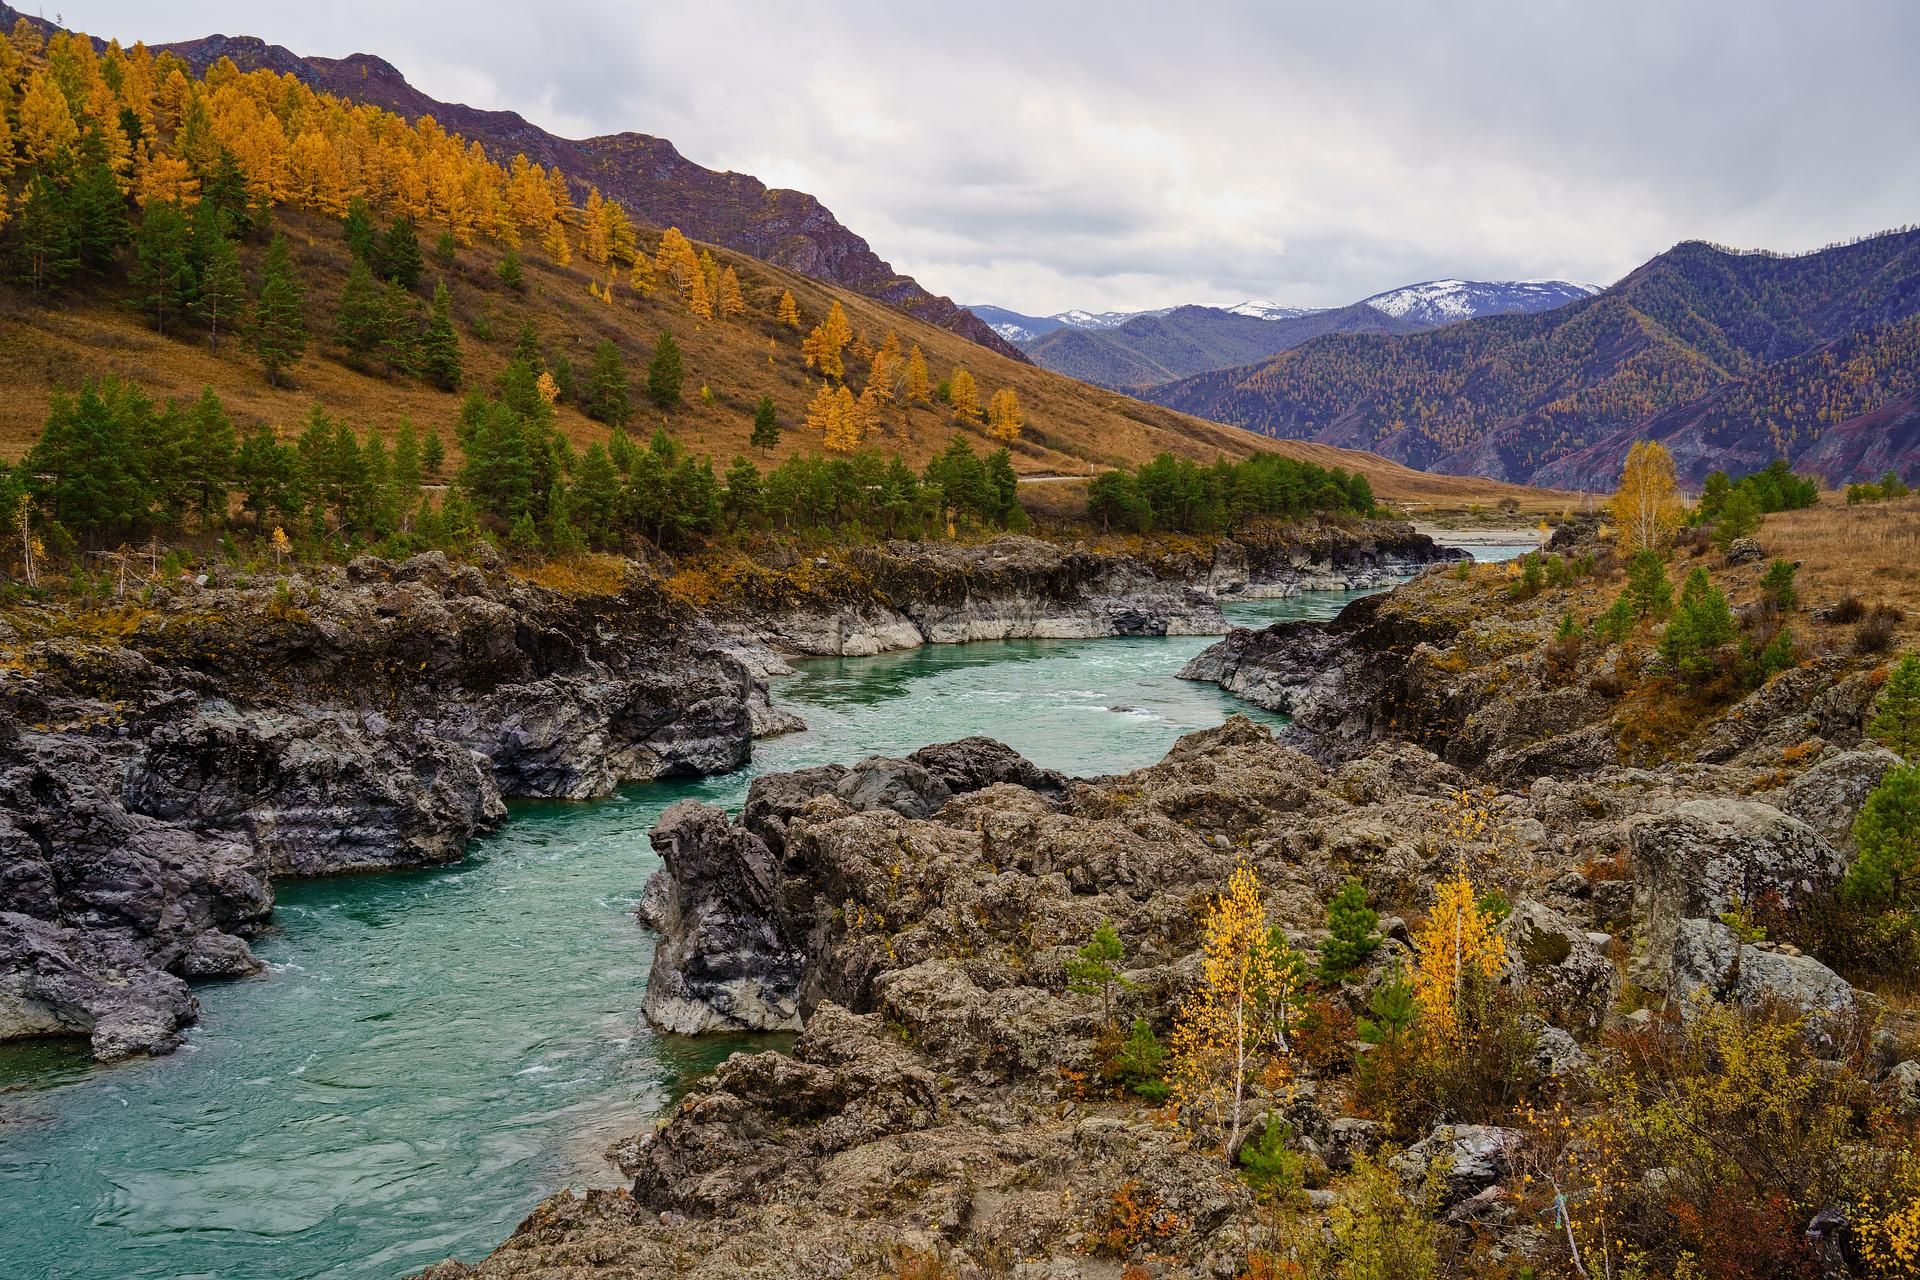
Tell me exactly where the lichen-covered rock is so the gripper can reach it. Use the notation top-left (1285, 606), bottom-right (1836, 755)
top-left (1502, 899), bottom-right (1620, 1037)
top-left (1769, 746), bottom-right (1902, 851)
top-left (1627, 799), bottom-right (1845, 979)
top-left (1391, 1125), bottom-right (1524, 1207)
top-left (1667, 917), bottom-right (1858, 1046)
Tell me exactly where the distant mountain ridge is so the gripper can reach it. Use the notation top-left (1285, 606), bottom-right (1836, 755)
top-left (142, 30), bottom-right (1026, 362)
top-left (1148, 231), bottom-right (1920, 488)
top-left (985, 279), bottom-right (1597, 391)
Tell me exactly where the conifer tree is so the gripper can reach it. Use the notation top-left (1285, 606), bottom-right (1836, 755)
top-left (419, 279), bottom-right (463, 391)
top-left (18, 69), bottom-right (78, 163)
top-left (381, 217), bottom-right (423, 289)
top-left (1870, 653), bottom-right (1920, 759)
top-left (497, 247), bottom-right (525, 291)
top-left (182, 386), bottom-right (236, 527)
top-left (196, 229), bottom-right (248, 349)
top-left (804, 382), bottom-right (838, 437)
top-left (254, 233), bottom-right (308, 387)
top-left (687, 267), bottom-right (714, 319)
top-left (67, 151), bottom-right (129, 274)
top-left (13, 174), bottom-right (77, 292)
top-left (715, 265), bottom-right (746, 318)
top-left (949, 366), bottom-right (980, 420)
top-left (1317, 879), bottom-right (1382, 984)
top-left (587, 339), bottom-right (632, 427)
top-left (1625, 549), bottom-right (1672, 619)
top-left (646, 331), bottom-right (683, 409)
top-left (433, 229), bottom-right (457, 268)
top-left (334, 259), bottom-right (386, 367)
top-left (421, 425), bottom-right (446, 479)
top-left (825, 386), bottom-right (861, 453)
top-left (776, 290), bottom-right (800, 329)
top-left (131, 202), bottom-right (195, 335)
top-left (1065, 921), bottom-right (1130, 1026)
top-left (390, 419), bottom-right (423, 501)
top-left (751, 395), bottom-right (780, 451)
top-left (722, 456), bottom-right (763, 529)
top-left (987, 387), bottom-right (1023, 443)
top-left (1846, 764), bottom-right (1920, 911)
top-left (903, 344), bottom-right (931, 402)
top-left (570, 441), bottom-right (623, 547)
top-left (801, 323), bottom-right (844, 379)
top-left (377, 281), bottom-right (420, 377)
top-left (343, 197), bottom-right (378, 265)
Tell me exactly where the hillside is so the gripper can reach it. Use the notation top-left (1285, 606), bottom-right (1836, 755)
top-left (1150, 231), bottom-right (1920, 487)
top-left (0, 3), bottom-right (1022, 364)
top-left (1022, 281), bottom-right (1598, 391)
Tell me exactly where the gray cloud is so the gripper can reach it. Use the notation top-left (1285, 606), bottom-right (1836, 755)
top-left (61, 0), bottom-right (1920, 313)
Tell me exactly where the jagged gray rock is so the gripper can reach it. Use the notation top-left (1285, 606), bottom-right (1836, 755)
top-left (1667, 917), bottom-right (1858, 1046)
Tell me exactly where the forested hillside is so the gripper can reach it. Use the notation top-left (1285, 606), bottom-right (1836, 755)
top-left (1151, 231), bottom-right (1920, 487)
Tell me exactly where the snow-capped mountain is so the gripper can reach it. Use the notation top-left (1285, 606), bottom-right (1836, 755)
top-left (965, 304), bottom-right (1174, 344)
top-left (1361, 279), bottom-right (1601, 325)
top-left (1220, 300), bottom-right (1323, 321)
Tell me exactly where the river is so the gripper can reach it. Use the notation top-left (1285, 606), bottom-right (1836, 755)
top-left (0, 554), bottom-right (1528, 1280)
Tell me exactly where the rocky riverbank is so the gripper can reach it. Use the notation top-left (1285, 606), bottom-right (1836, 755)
top-left (421, 519), bottom-right (1920, 1279)
top-left (693, 520), bottom-right (1455, 657)
top-left (0, 550), bottom-right (784, 1061)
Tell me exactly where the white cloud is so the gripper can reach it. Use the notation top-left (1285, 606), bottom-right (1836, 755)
top-left (60, 0), bottom-right (1920, 313)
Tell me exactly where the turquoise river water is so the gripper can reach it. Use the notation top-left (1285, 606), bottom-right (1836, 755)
top-left (0, 559), bottom-right (1524, 1280)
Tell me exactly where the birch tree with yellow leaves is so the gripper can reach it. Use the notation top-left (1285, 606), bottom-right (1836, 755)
top-left (1170, 862), bottom-right (1292, 1157)
top-left (1610, 439), bottom-right (1682, 555)
top-left (1411, 865), bottom-right (1507, 1045)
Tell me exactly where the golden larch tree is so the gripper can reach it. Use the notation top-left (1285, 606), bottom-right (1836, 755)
top-left (903, 345), bottom-right (931, 402)
top-left (949, 367), bottom-right (980, 421)
top-left (1410, 865), bottom-right (1507, 1044)
top-left (581, 187), bottom-right (611, 265)
top-left (822, 300), bottom-right (853, 351)
top-left (628, 253), bottom-right (656, 296)
top-left (825, 386), bottom-right (863, 453)
top-left (18, 69), bottom-right (79, 164)
top-left (804, 382), bottom-right (839, 436)
top-left (777, 290), bottom-right (801, 329)
top-left (715, 265), bottom-right (747, 319)
top-left (687, 267), bottom-right (714, 319)
top-left (1610, 439), bottom-right (1682, 555)
top-left (987, 388), bottom-right (1023, 444)
top-left (803, 322), bottom-right (846, 380)
top-left (1169, 862), bottom-right (1289, 1156)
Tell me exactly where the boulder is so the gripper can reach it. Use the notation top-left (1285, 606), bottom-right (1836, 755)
top-left (1886, 1060), bottom-right (1920, 1115)
top-left (833, 756), bottom-right (954, 820)
top-left (1628, 799), bottom-right (1844, 977)
top-left (1501, 900), bottom-right (1620, 1037)
top-left (1667, 918), bottom-right (1857, 1047)
top-left (1390, 1125), bottom-right (1523, 1207)
top-left (1771, 747), bottom-right (1902, 851)
top-left (1724, 536), bottom-right (1765, 565)
top-left (907, 737), bottom-right (1068, 798)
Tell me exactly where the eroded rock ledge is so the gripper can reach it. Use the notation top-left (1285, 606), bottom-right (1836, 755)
top-left (0, 551), bottom-right (782, 1061)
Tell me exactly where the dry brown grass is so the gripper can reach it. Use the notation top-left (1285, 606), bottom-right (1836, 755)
top-left (1762, 494), bottom-right (1920, 624)
top-left (0, 209), bottom-right (1562, 515)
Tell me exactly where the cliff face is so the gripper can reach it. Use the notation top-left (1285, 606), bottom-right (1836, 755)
top-left (148, 34), bottom-right (1026, 362)
top-left (0, 551), bottom-right (778, 1062)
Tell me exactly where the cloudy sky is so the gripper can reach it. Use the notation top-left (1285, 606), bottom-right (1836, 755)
top-left (58, 1), bottom-right (1920, 315)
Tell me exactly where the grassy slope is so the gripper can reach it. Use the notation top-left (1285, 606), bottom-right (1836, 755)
top-left (0, 207), bottom-right (1560, 512)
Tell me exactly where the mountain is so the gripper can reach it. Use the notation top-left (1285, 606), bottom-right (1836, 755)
top-left (1358, 279), bottom-right (1600, 325)
top-left (964, 304), bottom-right (1176, 344)
top-left (1149, 231), bottom-right (1920, 488)
top-left (140, 30), bottom-right (1025, 363)
top-left (1017, 280), bottom-right (1596, 391)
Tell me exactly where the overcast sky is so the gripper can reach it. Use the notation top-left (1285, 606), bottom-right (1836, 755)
top-left (53, 1), bottom-right (1920, 315)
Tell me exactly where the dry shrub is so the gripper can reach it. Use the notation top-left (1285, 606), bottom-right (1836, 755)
top-left (1857, 606), bottom-right (1903, 655)
top-left (1828, 594), bottom-right (1868, 625)
top-left (884, 1244), bottom-right (956, 1280)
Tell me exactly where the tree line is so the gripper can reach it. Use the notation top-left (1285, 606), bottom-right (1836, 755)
top-left (1084, 450), bottom-right (1375, 533)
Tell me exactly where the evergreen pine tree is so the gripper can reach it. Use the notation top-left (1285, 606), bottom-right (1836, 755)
top-left (1064, 921), bottom-right (1130, 1026)
top-left (196, 229), bottom-right (248, 349)
top-left (380, 217), bottom-right (422, 289)
top-left (378, 282), bottom-right (420, 377)
top-left (570, 442), bottom-right (623, 547)
top-left (1870, 653), bottom-right (1920, 759)
top-left (13, 173), bottom-right (77, 291)
top-left (433, 230), bottom-right (458, 268)
top-left (497, 248), bottom-right (525, 292)
top-left (1316, 879), bottom-right (1382, 983)
top-left (750, 395), bottom-right (780, 451)
top-left (254, 234), bottom-right (308, 387)
top-left (67, 149), bottom-right (129, 275)
top-left (131, 202), bottom-right (196, 335)
top-left (1845, 764), bottom-right (1920, 908)
top-left (647, 331), bottom-right (683, 408)
top-left (421, 426), bottom-right (446, 480)
top-left (390, 419), bottom-right (423, 502)
top-left (342, 197), bottom-right (378, 265)
top-left (182, 386), bottom-right (236, 528)
top-left (334, 258), bottom-right (385, 367)
top-left (722, 456), bottom-right (763, 529)
top-left (418, 280), bottom-right (463, 391)
top-left (587, 339), bottom-right (632, 426)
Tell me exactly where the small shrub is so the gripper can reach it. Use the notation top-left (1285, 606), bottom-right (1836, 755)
top-left (1316, 878), bottom-right (1382, 983)
top-left (1759, 558), bottom-right (1799, 611)
top-left (1829, 594), bottom-right (1868, 625)
top-left (1857, 606), bottom-right (1903, 655)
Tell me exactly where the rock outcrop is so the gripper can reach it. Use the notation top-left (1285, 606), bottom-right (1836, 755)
top-left (0, 553), bottom-right (781, 1059)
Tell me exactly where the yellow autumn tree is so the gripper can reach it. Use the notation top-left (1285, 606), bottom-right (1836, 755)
top-left (825, 386), bottom-right (863, 453)
top-left (1170, 862), bottom-right (1290, 1156)
top-left (804, 382), bottom-right (839, 436)
top-left (0, 107), bottom-right (14, 179)
top-left (687, 267), bottom-right (714, 319)
top-left (541, 219), bottom-right (572, 266)
top-left (18, 69), bottom-right (78, 164)
top-left (987, 388), bottom-right (1023, 443)
top-left (802, 320), bottom-right (846, 380)
top-left (715, 265), bottom-right (747, 319)
top-left (776, 290), bottom-right (801, 329)
top-left (1410, 865), bottom-right (1507, 1045)
top-left (654, 227), bottom-right (701, 295)
top-left (581, 187), bottom-right (611, 265)
top-left (903, 345), bottom-right (931, 402)
top-left (866, 342), bottom-right (898, 405)
top-left (853, 383), bottom-right (887, 441)
top-left (628, 252), bottom-right (656, 296)
top-left (135, 152), bottom-right (199, 209)
top-left (1610, 439), bottom-right (1682, 555)
top-left (949, 367), bottom-right (981, 421)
